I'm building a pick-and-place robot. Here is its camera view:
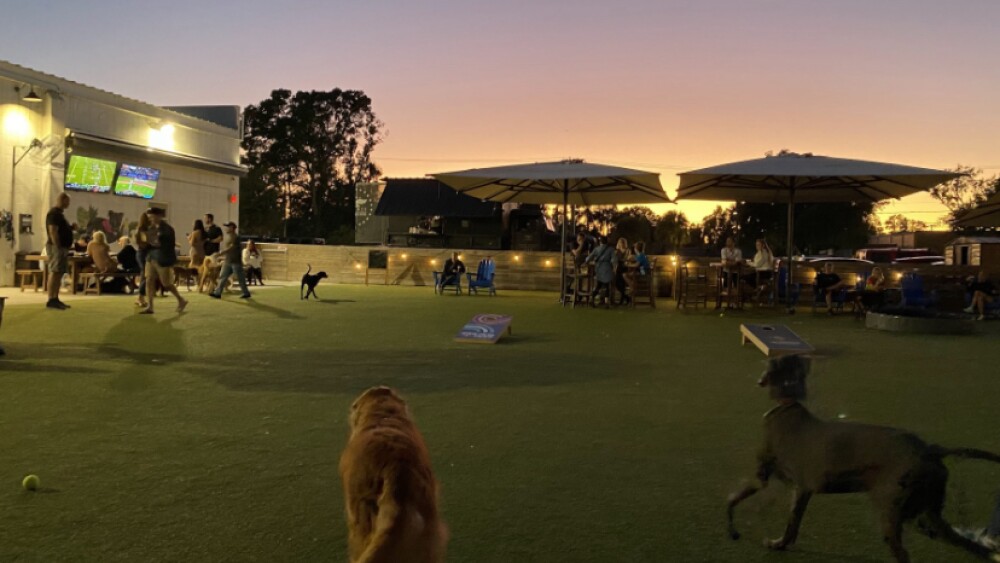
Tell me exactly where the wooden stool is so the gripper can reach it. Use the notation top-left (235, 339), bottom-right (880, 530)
top-left (16, 269), bottom-right (42, 292)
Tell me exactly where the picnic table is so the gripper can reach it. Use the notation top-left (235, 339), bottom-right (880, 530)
top-left (27, 254), bottom-right (191, 295)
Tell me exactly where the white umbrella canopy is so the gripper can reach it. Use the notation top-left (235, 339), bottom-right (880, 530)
top-left (433, 159), bottom-right (670, 206)
top-left (677, 153), bottom-right (960, 203)
top-left (956, 191), bottom-right (1000, 228)
top-left (433, 159), bottom-right (670, 304)
top-left (676, 152), bottom-right (961, 312)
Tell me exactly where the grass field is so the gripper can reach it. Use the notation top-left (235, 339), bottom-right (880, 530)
top-left (65, 156), bottom-right (115, 193)
top-left (1, 285), bottom-right (998, 562)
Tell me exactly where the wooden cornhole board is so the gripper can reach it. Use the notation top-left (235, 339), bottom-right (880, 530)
top-left (740, 323), bottom-right (813, 357)
top-left (454, 314), bottom-right (513, 344)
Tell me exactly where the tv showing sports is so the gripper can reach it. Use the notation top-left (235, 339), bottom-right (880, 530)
top-left (65, 155), bottom-right (117, 193)
top-left (113, 164), bottom-right (160, 199)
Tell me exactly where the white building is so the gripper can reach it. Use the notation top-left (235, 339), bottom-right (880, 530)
top-left (0, 59), bottom-right (244, 286)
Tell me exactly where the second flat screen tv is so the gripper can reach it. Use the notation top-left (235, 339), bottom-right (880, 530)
top-left (65, 155), bottom-right (117, 193)
top-left (114, 164), bottom-right (160, 199)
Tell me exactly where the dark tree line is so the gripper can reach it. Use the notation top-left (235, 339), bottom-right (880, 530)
top-left (239, 88), bottom-right (383, 243)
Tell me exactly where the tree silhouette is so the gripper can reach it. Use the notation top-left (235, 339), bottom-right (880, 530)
top-left (242, 89), bottom-right (383, 240)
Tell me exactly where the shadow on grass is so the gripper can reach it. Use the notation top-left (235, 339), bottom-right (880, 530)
top-left (313, 299), bottom-right (357, 305)
top-left (243, 299), bottom-right (304, 320)
top-left (195, 348), bottom-right (618, 395)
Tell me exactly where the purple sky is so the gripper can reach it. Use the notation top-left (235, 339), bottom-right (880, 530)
top-left (4, 0), bottom-right (999, 224)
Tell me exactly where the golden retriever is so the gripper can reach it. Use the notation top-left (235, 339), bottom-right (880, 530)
top-left (339, 387), bottom-right (448, 563)
top-left (197, 254), bottom-right (228, 293)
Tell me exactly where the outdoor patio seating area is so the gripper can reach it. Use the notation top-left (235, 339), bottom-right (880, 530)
top-left (1, 284), bottom-right (998, 562)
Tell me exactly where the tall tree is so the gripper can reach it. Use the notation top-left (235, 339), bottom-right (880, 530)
top-left (927, 166), bottom-right (1000, 230)
top-left (651, 210), bottom-right (690, 253)
top-left (242, 89), bottom-right (383, 240)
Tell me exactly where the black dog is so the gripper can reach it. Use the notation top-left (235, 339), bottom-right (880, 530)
top-left (300, 264), bottom-right (328, 300)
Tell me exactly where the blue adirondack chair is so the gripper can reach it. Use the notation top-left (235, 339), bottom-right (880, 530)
top-left (433, 270), bottom-right (463, 295)
top-left (900, 272), bottom-right (937, 308)
top-left (466, 258), bottom-right (496, 296)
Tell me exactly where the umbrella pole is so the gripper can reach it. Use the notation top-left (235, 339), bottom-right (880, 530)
top-left (786, 186), bottom-right (796, 314)
top-left (560, 184), bottom-right (568, 305)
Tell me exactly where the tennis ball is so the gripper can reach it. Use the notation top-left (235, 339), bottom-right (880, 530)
top-left (22, 474), bottom-right (39, 491)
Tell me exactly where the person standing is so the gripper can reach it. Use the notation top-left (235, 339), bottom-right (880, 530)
top-left (587, 236), bottom-right (617, 307)
top-left (188, 219), bottom-right (207, 268)
top-left (203, 213), bottom-right (223, 257)
top-left (45, 192), bottom-right (73, 310)
top-left (141, 208), bottom-right (188, 314)
top-left (209, 221), bottom-right (251, 299)
top-left (133, 212), bottom-right (152, 308)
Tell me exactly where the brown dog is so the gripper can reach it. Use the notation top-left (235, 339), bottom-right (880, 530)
top-left (197, 255), bottom-right (231, 294)
top-left (339, 387), bottom-right (447, 563)
top-left (727, 355), bottom-right (1000, 562)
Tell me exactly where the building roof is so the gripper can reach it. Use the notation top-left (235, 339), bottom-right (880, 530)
top-left (946, 236), bottom-right (1000, 246)
top-left (375, 179), bottom-right (500, 217)
top-left (0, 59), bottom-right (239, 137)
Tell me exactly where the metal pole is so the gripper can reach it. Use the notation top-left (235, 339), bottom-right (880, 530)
top-left (786, 183), bottom-right (796, 313)
top-left (559, 181), bottom-right (568, 305)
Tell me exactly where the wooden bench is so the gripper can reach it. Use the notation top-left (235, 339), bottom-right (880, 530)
top-left (16, 269), bottom-right (43, 292)
top-left (80, 271), bottom-right (138, 296)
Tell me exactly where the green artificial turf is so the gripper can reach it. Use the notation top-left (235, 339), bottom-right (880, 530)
top-left (1, 286), bottom-right (998, 562)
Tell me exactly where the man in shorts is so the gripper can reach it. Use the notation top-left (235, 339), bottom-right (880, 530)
top-left (141, 208), bottom-right (188, 314)
top-left (45, 192), bottom-right (73, 310)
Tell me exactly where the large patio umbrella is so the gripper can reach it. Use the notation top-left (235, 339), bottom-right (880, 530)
top-left (956, 191), bottom-right (1000, 228)
top-left (676, 152), bottom-right (960, 311)
top-left (433, 159), bottom-right (670, 301)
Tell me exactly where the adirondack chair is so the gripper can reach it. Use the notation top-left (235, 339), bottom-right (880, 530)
top-left (466, 258), bottom-right (496, 296)
top-left (900, 272), bottom-right (937, 308)
top-left (432, 270), bottom-right (463, 295)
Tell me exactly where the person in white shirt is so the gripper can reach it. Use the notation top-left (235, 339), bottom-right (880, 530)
top-left (242, 239), bottom-right (264, 285)
top-left (744, 238), bottom-right (775, 297)
top-left (721, 236), bottom-right (743, 289)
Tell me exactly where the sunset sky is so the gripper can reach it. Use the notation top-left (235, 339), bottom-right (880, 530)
top-left (3, 0), bottom-right (998, 225)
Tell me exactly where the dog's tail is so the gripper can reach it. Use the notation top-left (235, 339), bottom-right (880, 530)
top-left (933, 446), bottom-right (1000, 464)
top-left (306, 263), bottom-right (312, 275)
top-left (354, 466), bottom-right (404, 563)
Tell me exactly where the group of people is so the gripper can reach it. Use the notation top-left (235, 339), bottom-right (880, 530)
top-left (719, 236), bottom-right (776, 307)
top-left (569, 232), bottom-right (651, 307)
top-left (45, 192), bottom-right (262, 313)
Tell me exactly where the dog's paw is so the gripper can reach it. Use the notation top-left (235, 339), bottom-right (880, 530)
top-left (764, 538), bottom-right (788, 551)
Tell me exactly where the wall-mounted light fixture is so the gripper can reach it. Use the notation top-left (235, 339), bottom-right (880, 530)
top-left (13, 85), bottom-right (43, 103)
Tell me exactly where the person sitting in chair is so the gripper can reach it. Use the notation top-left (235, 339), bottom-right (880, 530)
top-left (815, 262), bottom-right (850, 315)
top-left (857, 266), bottom-right (886, 315)
top-left (243, 240), bottom-right (264, 285)
top-left (437, 252), bottom-right (466, 291)
top-left (744, 238), bottom-right (774, 296)
top-left (964, 270), bottom-right (996, 321)
top-left (86, 232), bottom-right (115, 274)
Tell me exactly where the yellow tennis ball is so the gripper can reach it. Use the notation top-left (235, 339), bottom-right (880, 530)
top-left (22, 474), bottom-right (39, 491)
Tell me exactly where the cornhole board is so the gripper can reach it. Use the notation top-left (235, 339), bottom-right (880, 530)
top-left (454, 314), bottom-right (513, 344)
top-left (740, 323), bottom-right (813, 357)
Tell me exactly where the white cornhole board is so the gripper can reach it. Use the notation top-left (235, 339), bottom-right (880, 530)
top-left (454, 314), bottom-right (513, 344)
top-left (740, 323), bottom-right (813, 357)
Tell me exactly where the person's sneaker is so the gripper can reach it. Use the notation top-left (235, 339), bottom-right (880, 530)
top-left (964, 306), bottom-right (975, 313)
top-left (46, 299), bottom-right (66, 310)
top-left (208, 293), bottom-right (221, 299)
top-left (977, 314), bottom-right (986, 321)
top-left (240, 293), bottom-right (251, 299)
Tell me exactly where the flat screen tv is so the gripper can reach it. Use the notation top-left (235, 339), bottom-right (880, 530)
top-left (64, 155), bottom-right (117, 193)
top-left (113, 164), bottom-right (160, 199)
